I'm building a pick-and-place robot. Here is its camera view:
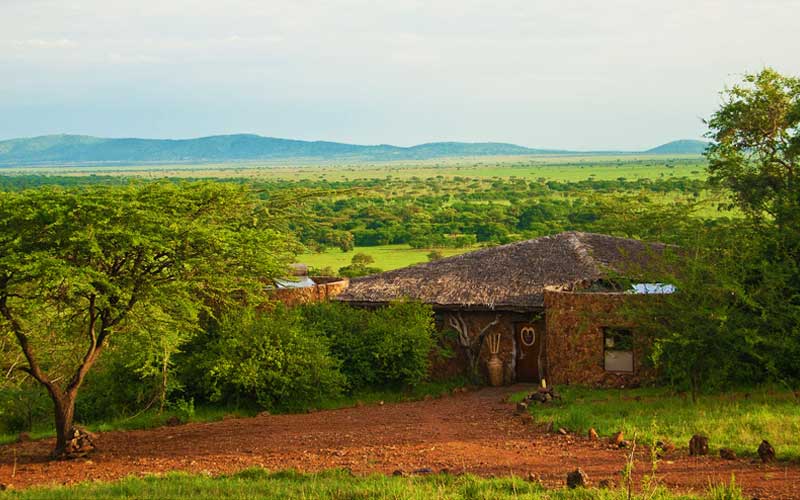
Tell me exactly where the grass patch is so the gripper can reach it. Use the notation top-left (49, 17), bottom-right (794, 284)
top-left (1, 468), bottom-right (742, 499)
top-left (510, 386), bottom-right (800, 461)
top-left (297, 244), bottom-right (475, 272)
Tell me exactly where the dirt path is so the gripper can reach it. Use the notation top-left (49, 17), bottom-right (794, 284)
top-left (1, 385), bottom-right (798, 498)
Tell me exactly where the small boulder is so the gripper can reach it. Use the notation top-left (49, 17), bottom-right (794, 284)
top-left (588, 428), bottom-right (598, 441)
top-left (166, 416), bottom-right (182, 427)
top-left (598, 478), bottom-right (615, 489)
top-left (656, 440), bottom-right (675, 455)
top-left (516, 402), bottom-right (529, 413)
top-left (526, 472), bottom-right (539, 482)
top-left (413, 467), bottom-right (434, 475)
top-left (618, 440), bottom-right (630, 449)
top-left (757, 440), bottom-right (775, 463)
top-left (566, 468), bottom-right (588, 489)
top-left (392, 469), bottom-right (405, 477)
top-left (610, 431), bottom-right (624, 447)
top-left (719, 448), bottom-right (737, 460)
top-left (557, 427), bottom-right (568, 435)
top-left (689, 435), bottom-right (709, 456)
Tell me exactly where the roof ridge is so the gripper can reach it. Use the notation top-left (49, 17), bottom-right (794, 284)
top-left (565, 231), bottom-right (601, 272)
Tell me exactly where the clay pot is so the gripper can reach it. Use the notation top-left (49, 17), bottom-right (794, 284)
top-left (487, 354), bottom-right (503, 387)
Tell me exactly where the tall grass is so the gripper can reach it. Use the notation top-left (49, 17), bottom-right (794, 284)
top-left (511, 386), bottom-right (800, 460)
top-left (2, 468), bottom-right (740, 500)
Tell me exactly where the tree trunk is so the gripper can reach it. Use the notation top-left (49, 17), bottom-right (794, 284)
top-left (50, 391), bottom-right (76, 458)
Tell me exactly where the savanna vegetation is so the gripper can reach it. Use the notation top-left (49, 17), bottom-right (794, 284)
top-left (0, 69), bottom-right (797, 500)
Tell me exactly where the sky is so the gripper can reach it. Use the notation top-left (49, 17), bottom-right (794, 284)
top-left (1, 1), bottom-right (799, 150)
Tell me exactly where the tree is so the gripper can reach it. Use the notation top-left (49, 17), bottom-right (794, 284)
top-left (0, 182), bottom-right (298, 457)
top-left (338, 253), bottom-right (382, 278)
top-left (706, 68), bottom-right (800, 383)
top-left (706, 68), bottom-right (800, 225)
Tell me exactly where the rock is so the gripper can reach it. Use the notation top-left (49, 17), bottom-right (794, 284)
top-left (0, 483), bottom-right (7, 491)
top-left (588, 428), bottom-right (598, 440)
top-left (392, 469), bottom-right (405, 477)
top-left (439, 468), bottom-right (449, 475)
top-left (258, 410), bottom-right (271, 417)
top-left (618, 440), bottom-right (630, 449)
top-left (656, 440), bottom-right (675, 455)
top-left (378, 400), bottom-right (384, 406)
top-left (566, 468), bottom-right (588, 489)
top-left (544, 393), bottom-right (553, 402)
top-left (558, 427), bottom-right (568, 435)
top-left (757, 440), bottom-right (775, 463)
top-left (526, 472), bottom-right (538, 482)
top-left (17, 432), bottom-right (31, 443)
top-left (719, 448), bottom-right (737, 460)
top-left (166, 416), bottom-right (182, 427)
top-left (413, 467), bottom-right (434, 475)
top-left (610, 431), bottom-right (624, 447)
top-left (516, 402), bottom-right (529, 413)
top-left (544, 421), bottom-right (554, 432)
top-left (598, 478), bottom-right (615, 489)
top-left (689, 435), bottom-right (709, 456)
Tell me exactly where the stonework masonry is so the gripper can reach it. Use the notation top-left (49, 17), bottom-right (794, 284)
top-left (544, 288), bottom-right (654, 387)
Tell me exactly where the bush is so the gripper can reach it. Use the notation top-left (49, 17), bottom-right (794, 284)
top-left (191, 306), bottom-right (346, 412)
top-left (301, 301), bottom-right (435, 390)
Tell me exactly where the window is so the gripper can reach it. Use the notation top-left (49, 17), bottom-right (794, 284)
top-left (603, 327), bottom-right (634, 373)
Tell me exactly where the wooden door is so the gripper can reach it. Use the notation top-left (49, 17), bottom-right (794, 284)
top-left (515, 321), bottom-right (544, 383)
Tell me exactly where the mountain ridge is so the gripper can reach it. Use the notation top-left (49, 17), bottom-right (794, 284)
top-left (0, 134), bottom-right (708, 166)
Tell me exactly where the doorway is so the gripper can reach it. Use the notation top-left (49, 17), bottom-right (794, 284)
top-left (515, 319), bottom-right (545, 382)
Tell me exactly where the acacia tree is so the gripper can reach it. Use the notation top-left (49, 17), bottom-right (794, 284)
top-left (628, 69), bottom-right (800, 394)
top-left (0, 182), bottom-right (298, 457)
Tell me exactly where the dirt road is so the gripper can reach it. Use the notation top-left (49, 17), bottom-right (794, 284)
top-left (1, 385), bottom-right (797, 498)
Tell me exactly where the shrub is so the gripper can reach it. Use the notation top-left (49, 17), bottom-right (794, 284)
top-left (301, 301), bottom-right (436, 390)
top-left (192, 306), bottom-right (346, 411)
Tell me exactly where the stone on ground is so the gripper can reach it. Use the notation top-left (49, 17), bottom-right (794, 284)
top-left (566, 468), bottom-right (589, 489)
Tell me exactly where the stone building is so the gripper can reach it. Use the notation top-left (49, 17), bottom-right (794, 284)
top-left (336, 231), bottom-right (673, 387)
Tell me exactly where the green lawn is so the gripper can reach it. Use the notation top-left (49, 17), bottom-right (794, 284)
top-left (1, 468), bottom-right (742, 500)
top-left (297, 244), bottom-right (475, 272)
top-left (510, 386), bottom-right (800, 461)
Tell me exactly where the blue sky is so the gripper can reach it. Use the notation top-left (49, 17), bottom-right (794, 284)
top-left (1, 0), bottom-right (798, 150)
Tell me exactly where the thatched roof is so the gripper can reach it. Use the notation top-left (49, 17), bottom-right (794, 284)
top-left (336, 231), bottom-right (669, 311)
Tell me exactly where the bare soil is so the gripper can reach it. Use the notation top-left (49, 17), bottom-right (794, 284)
top-left (1, 385), bottom-right (798, 498)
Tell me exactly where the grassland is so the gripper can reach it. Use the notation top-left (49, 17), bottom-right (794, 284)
top-left (1, 468), bottom-right (742, 500)
top-left (298, 244), bottom-right (475, 272)
top-left (511, 386), bottom-right (800, 461)
top-left (0, 154), bottom-right (706, 182)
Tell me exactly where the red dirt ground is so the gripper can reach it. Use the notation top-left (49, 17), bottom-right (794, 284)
top-left (1, 385), bottom-right (798, 498)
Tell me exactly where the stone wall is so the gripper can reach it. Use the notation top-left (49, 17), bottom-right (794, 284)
top-left (544, 288), bottom-right (654, 387)
top-left (270, 277), bottom-right (350, 307)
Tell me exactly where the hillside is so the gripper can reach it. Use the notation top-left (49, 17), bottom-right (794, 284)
top-left (645, 139), bottom-right (709, 154)
top-left (0, 134), bottom-right (704, 166)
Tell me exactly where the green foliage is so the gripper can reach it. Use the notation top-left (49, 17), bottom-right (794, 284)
top-left (300, 301), bottom-right (436, 390)
top-left (190, 306), bottom-right (346, 412)
top-left (0, 181), bottom-right (299, 451)
top-left (338, 252), bottom-right (384, 277)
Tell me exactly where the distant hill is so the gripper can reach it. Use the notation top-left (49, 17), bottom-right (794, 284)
top-left (644, 139), bottom-right (709, 155)
top-left (0, 134), bottom-right (706, 166)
